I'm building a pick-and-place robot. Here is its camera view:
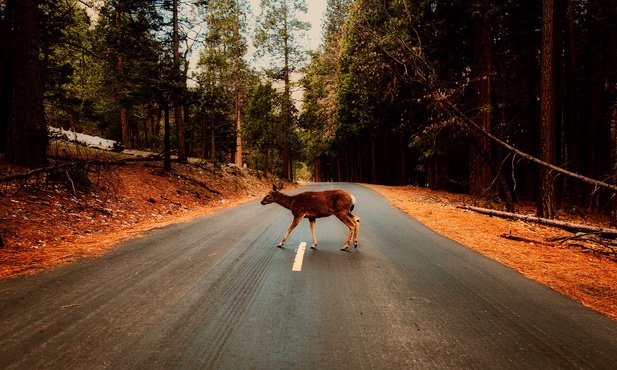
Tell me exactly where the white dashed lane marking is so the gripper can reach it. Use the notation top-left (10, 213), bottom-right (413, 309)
top-left (292, 242), bottom-right (307, 272)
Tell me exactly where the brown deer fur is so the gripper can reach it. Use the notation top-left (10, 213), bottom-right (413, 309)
top-left (261, 185), bottom-right (360, 250)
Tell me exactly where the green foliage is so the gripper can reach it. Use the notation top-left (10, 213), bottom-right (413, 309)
top-left (40, 0), bottom-right (97, 131)
top-left (253, 0), bottom-right (310, 75)
top-left (193, 0), bottom-right (253, 162)
top-left (243, 82), bottom-right (282, 154)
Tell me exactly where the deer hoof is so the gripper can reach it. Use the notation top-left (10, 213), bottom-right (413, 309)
top-left (277, 244), bottom-right (284, 248)
top-left (340, 247), bottom-right (349, 251)
top-left (310, 246), bottom-right (316, 250)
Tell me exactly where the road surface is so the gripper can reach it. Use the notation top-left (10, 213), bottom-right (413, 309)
top-left (1, 183), bottom-right (617, 369)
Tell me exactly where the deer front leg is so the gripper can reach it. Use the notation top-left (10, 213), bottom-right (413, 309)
top-left (309, 218), bottom-right (317, 249)
top-left (278, 216), bottom-right (302, 248)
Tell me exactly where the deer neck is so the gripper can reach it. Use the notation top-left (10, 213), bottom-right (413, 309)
top-left (275, 193), bottom-right (294, 210)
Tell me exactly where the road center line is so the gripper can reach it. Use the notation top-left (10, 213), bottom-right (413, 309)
top-left (292, 242), bottom-right (307, 272)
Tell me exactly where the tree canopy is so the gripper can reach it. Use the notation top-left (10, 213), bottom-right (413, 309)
top-left (1, 0), bottom-right (616, 220)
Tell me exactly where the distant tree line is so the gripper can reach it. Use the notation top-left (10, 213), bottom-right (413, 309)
top-left (301, 0), bottom-right (617, 220)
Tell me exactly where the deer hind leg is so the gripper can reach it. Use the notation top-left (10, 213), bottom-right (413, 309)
top-left (349, 212), bottom-right (360, 248)
top-left (309, 218), bottom-right (317, 249)
top-left (279, 216), bottom-right (302, 248)
top-left (336, 213), bottom-right (357, 251)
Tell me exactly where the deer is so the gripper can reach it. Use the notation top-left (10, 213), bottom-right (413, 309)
top-left (261, 184), bottom-right (360, 251)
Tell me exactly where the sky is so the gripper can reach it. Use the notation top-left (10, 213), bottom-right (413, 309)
top-left (186, 0), bottom-right (328, 89)
top-left (247, 0), bottom-right (328, 54)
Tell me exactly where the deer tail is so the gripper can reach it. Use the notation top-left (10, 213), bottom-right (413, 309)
top-left (350, 194), bottom-right (356, 212)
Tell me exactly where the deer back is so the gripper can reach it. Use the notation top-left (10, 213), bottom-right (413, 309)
top-left (290, 190), bottom-right (353, 218)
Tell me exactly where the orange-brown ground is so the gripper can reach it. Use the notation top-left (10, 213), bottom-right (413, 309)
top-left (1, 154), bottom-right (615, 321)
top-left (1, 153), bottom-right (274, 279)
top-left (364, 184), bottom-right (617, 321)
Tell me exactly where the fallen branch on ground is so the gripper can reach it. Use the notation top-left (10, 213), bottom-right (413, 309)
top-left (458, 205), bottom-right (617, 238)
top-left (550, 233), bottom-right (617, 258)
top-left (500, 232), bottom-right (617, 260)
top-left (172, 173), bottom-right (221, 195)
top-left (499, 233), bottom-right (554, 246)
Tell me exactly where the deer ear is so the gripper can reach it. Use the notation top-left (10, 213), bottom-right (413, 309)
top-left (272, 184), bottom-right (277, 192)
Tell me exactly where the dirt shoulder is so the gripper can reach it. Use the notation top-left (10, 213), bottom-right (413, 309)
top-left (364, 184), bottom-right (617, 321)
top-left (0, 158), bottom-right (274, 279)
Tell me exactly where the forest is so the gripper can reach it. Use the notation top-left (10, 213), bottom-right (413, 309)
top-left (1, 0), bottom-right (616, 222)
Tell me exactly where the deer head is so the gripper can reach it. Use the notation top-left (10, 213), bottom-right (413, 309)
top-left (261, 184), bottom-right (283, 205)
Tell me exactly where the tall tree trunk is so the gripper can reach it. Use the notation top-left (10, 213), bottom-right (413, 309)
top-left (173, 0), bottom-right (187, 163)
top-left (282, 61), bottom-right (291, 179)
top-left (469, 0), bottom-right (493, 196)
top-left (164, 102), bottom-right (171, 171)
top-left (371, 135), bottom-right (377, 184)
top-left (281, 3), bottom-right (291, 181)
top-left (564, 0), bottom-right (581, 205)
top-left (0, 1), bottom-right (12, 153)
top-left (114, 4), bottom-right (131, 149)
top-left (184, 104), bottom-right (191, 157)
top-left (6, 0), bottom-right (47, 167)
top-left (538, 0), bottom-right (558, 218)
top-left (234, 81), bottom-right (243, 167)
top-left (201, 118), bottom-right (207, 159)
top-left (264, 148), bottom-right (270, 177)
top-left (233, 8), bottom-right (243, 168)
top-left (398, 137), bottom-right (406, 185)
top-left (210, 121), bottom-right (216, 161)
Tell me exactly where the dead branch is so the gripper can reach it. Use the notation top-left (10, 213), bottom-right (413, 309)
top-left (439, 97), bottom-right (617, 195)
top-left (458, 205), bottom-right (617, 238)
top-left (500, 232), bottom-right (617, 259)
top-left (550, 233), bottom-right (617, 256)
top-left (0, 160), bottom-right (97, 183)
top-left (548, 232), bottom-right (604, 243)
top-left (172, 173), bottom-right (221, 195)
top-left (499, 233), bottom-right (554, 246)
top-left (0, 156), bottom-right (159, 185)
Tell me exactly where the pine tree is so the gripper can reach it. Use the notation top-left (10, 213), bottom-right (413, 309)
top-left (254, 0), bottom-right (310, 180)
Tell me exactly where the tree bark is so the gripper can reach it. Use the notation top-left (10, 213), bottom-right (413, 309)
top-left (210, 121), bottom-right (216, 161)
top-left (233, 8), bottom-right (243, 168)
top-left (564, 0), bottom-right (581, 204)
top-left (538, 0), bottom-right (557, 218)
top-left (164, 102), bottom-right (171, 172)
top-left (469, 0), bottom-right (493, 196)
top-left (173, 0), bottom-right (187, 163)
top-left (281, 3), bottom-right (291, 181)
top-left (0, 1), bottom-right (11, 154)
top-left (6, 0), bottom-right (48, 167)
top-left (114, 3), bottom-right (131, 149)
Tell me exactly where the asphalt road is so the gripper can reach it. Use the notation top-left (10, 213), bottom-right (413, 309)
top-left (2, 183), bottom-right (617, 369)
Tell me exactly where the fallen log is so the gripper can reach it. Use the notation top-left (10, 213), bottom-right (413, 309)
top-left (457, 205), bottom-right (617, 238)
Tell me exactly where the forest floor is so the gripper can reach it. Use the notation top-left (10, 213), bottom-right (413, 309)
top-left (1, 148), bottom-right (615, 320)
